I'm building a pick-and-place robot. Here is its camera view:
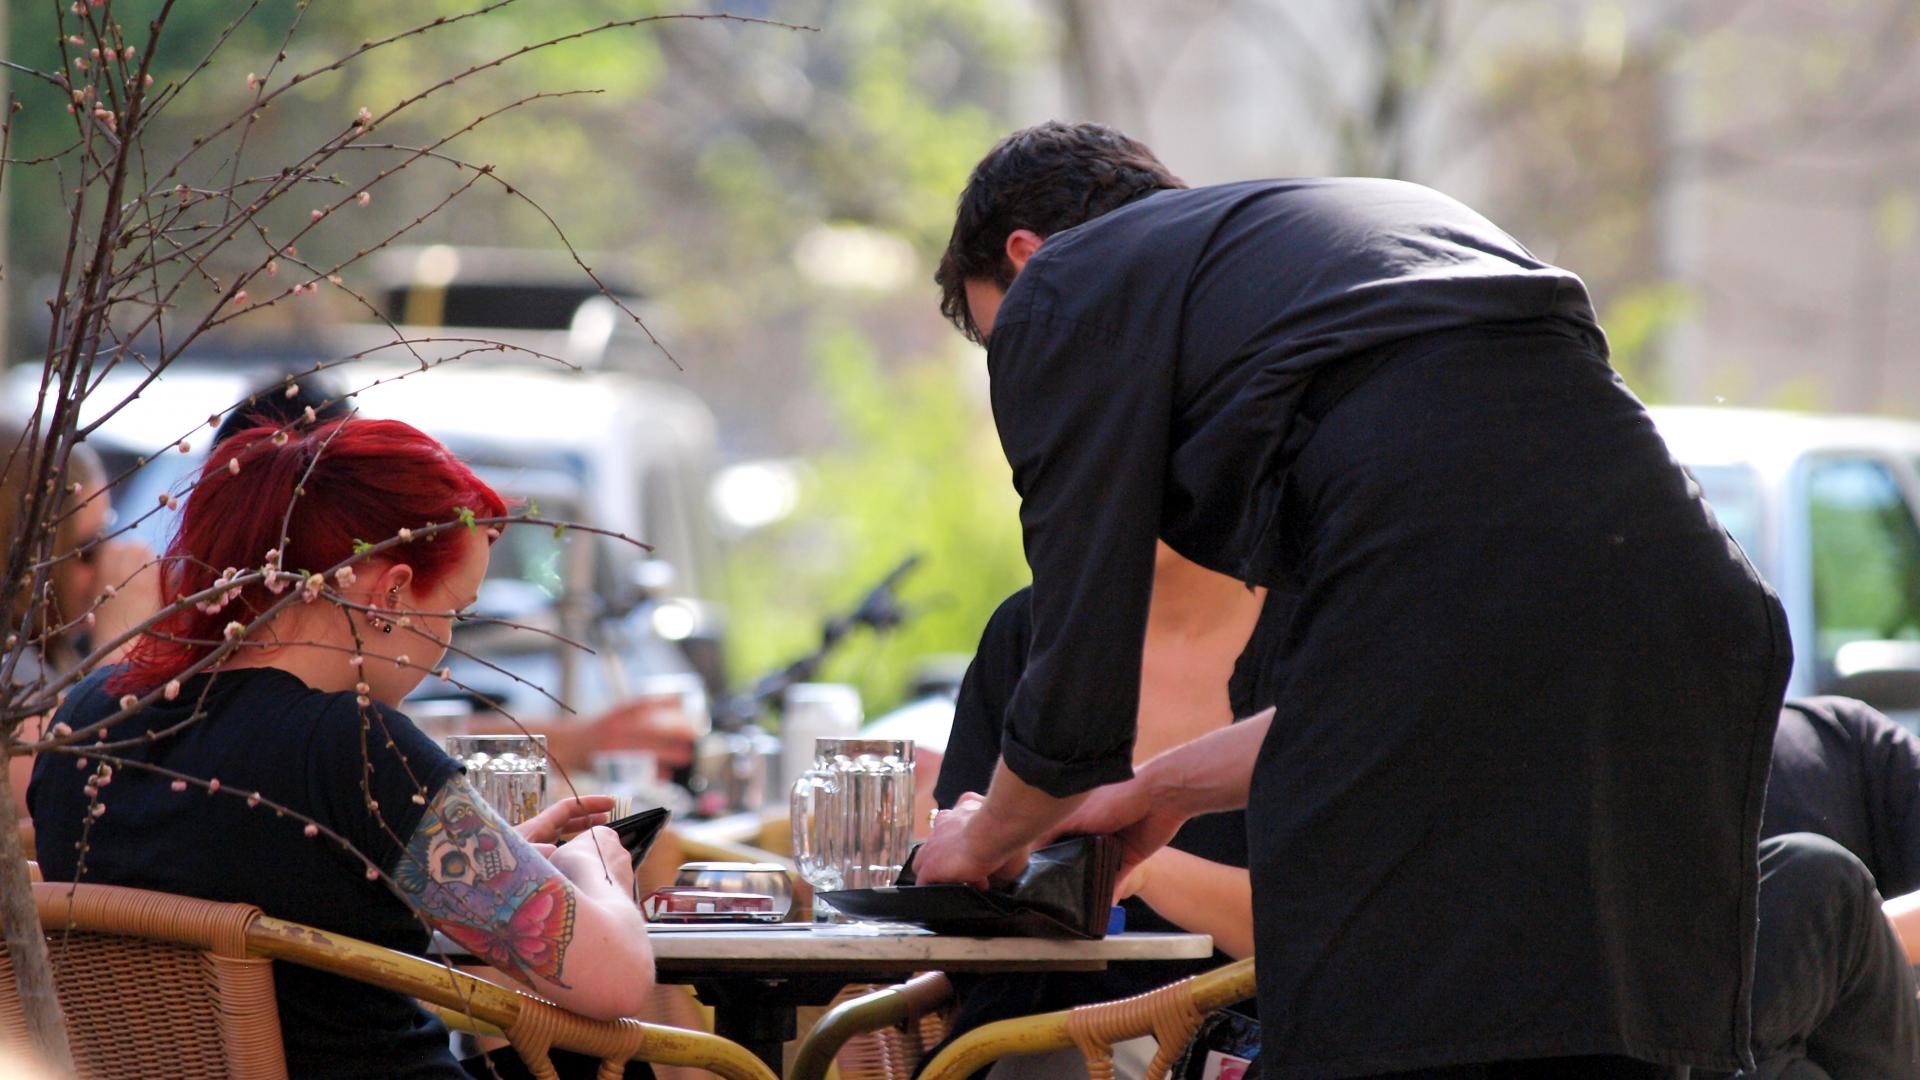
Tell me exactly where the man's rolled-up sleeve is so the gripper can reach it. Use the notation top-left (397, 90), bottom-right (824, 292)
top-left (987, 309), bottom-right (1172, 798)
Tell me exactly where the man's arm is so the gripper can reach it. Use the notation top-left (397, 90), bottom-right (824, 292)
top-left (392, 777), bottom-right (653, 1019)
top-left (914, 305), bottom-right (1175, 882)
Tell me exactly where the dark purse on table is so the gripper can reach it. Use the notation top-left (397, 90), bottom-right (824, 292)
top-left (818, 834), bottom-right (1123, 939)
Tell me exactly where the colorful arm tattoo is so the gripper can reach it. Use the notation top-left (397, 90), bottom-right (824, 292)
top-left (393, 777), bottom-right (578, 987)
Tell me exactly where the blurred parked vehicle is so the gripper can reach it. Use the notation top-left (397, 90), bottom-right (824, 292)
top-left (1652, 406), bottom-right (1920, 724)
top-left (5, 245), bottom-right (733, 734)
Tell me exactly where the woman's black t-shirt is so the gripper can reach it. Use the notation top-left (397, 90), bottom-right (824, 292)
top-left (30, 666), bottom-right (465, 1079)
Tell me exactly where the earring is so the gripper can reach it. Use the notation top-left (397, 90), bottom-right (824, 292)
top-left (373, 586), bottom-right (399, 634)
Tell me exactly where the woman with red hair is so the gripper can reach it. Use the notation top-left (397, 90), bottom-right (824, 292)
top-left (29, 416), bottom-right (654, 1079)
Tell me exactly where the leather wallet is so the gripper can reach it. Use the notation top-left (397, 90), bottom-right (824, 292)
top-left (819, 834), bottom-right (1122, 939)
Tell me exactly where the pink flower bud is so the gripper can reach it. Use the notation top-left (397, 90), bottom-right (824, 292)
top-left (231, 290), bottom-right (247, 307)
top-left (170, 779), bottom-right (187, 792)
top-left (118, 694), bottom-right (137, 710)
top-left (397, 528), bottom-right (413, 542)
top-left (177, 440), bottom-right (191, 454)
top-left (437, 668), bottom-right (452, 682)
top-left (246, 72), bottom-right (259, 90)
top-left (143, 74), bottom-right (153, 87)
top-left (246, 793), bottom-right (261, 808)
top-left (355, 695), bottom-right (370, 707)
top-left (164, 680), bottom-right (180, 701)
top-left (311, 209), bottom-right (325, 222)
top-left (348, 655), bottom-right (364, 669)
top-left (227, 457), bottom-right (240, 475)
top-left (356, 107), bottom-right (373, 126)
top-left (354, 682), bottom-right (370, 695)
top-left (266, 260), bottom-right (279, 277)
top-left (223, 621), bottom-right (245, 639)
top-left (303, 405), bottom-right (317, 424)
top-left (364, 866), bottom-right (379, 881)
top-left (272, 431), bottom-right (288, 446)
top-left (303, 823), bottom-right (320, 837)
top-left (283, 382), bottom-right (299, 399)
top-left (207, 779), bottom-right (220, 793)
top-left (394, 655), bottom-right (410, 667)
top-left (90, 804), bottom-right (106, 818)
top-left (356, 191), bottom-right (371, 208)
top-left (411, 793), bottom-right (426, 805)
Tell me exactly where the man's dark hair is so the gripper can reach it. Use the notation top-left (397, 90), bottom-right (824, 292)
top-left (936, 121), bottom-right (1185, 344)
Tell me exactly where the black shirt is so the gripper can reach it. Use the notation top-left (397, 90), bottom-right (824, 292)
top-left (985, 178), bottom-right (1602, 798)
top-left (1763, 696), bottom-right (1920, 898)
top-left (30, 667), bottom-right (465, 1079)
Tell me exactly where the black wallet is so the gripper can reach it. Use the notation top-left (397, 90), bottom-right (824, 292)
top-left (819, 834), bottom-right (1122, 939)
top-left (608, 807), bottom-right (671, 870)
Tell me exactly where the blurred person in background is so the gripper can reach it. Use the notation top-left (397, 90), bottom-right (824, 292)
top-left (4, 416), bottom-right (160, 824)
top-left (1, 417), bottom-right (159, 682)
top-left (30, 416), bottom-right (655, 1080)
top-left (913, 121), bottom-right (1790, 1079)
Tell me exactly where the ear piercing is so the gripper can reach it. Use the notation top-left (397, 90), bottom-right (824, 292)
top-left (371, 585), bottom-right (400, 634)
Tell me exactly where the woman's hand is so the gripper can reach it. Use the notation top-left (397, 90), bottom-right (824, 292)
top-left (516, 794), bottom-right (615, 845)
top-left (549, 824), bottom-right (636, 899)
top-left (1114, 848), bottom-right (1161, 903)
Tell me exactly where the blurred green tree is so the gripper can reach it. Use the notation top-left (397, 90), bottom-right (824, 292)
top-left (721, 323), bottom-right (1027, 713)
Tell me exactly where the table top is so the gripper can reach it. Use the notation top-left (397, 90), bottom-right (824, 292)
top-left (429, 926), bottom-right (1212, 976)
top-left (644, 925), bottom-right (1214, 975)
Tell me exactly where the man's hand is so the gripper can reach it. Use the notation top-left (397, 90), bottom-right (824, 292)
top-left (516, 794), bottom-right (615, 845)
top-left (1054, 775), bottom-right (1187, 889)
top-left (914, 793), bottom-right (1035, 888)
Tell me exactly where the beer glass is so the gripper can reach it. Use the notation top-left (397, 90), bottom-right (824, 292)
top-left (791, 738), bottom-right (914, 917)
top-left (445, 734), bottom-right (549, 826)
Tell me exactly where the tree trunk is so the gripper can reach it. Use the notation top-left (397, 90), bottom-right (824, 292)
top-left (0, 758), bottom-right (74, 1073)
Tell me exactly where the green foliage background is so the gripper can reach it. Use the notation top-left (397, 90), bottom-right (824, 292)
top-left (1, 0), bottom-right (1038, 714)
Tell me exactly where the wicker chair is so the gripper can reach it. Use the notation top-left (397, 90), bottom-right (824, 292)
top-left (0, 880), bottom-right (777, 1080)
top-left (789, 974), bottom-right (955, 1080)
top-left (915, 958), bottom-right (1255, 1080)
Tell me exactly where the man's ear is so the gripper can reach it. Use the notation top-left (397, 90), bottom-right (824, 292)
top-left (1005, 229), bottom-right (1044, 273)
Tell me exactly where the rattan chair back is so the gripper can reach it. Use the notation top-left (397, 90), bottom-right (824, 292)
top-left (916, 958), bottom-right (1256, 1080)
top-left (0, 882), bottom-right (286, 1080)
top-left (822, 978), bottom-right (955, 1080)
top-left (3, 880), bottom-right (778, 1080)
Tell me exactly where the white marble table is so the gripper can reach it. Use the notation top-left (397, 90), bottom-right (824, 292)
top-left (644, 922), bottom-right (1212, 974)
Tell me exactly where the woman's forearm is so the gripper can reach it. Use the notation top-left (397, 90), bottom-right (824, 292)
top-left (1134, 849), bottom-right (1255, 958)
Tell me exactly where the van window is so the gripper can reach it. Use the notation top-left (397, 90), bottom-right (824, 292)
top-left (1688, 464), bottom-right (1763, 563)
top-left (1807, 456), bottom-right (1920, 683)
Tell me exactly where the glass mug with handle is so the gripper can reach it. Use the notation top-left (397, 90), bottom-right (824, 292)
top-left (445, 734), bottom-right (549, 826)
top-left (790, 738), bottom-right (915, 920)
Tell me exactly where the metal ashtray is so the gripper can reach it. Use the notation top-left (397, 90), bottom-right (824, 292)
top-left (672, 861), bottom-right (793, 917)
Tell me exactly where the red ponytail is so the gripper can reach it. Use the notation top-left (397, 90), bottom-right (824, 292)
top-left (112, 417), bottom-right (506, 694)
